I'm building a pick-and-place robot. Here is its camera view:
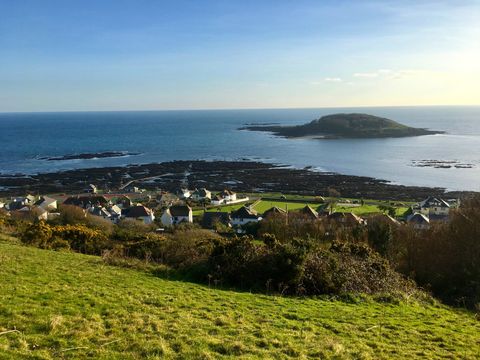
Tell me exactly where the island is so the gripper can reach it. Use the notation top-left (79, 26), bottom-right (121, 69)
top-left (38, 151), bottom-right (140, 161)
top-left (239, 113), bottom-right (443, 139)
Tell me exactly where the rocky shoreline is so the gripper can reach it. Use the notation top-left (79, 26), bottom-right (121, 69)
top-left (0, 160), bottom-right (473, 200)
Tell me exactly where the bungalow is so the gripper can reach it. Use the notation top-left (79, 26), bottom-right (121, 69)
top-left (368, 213), bottom-right (400, 226)
top-left (34, 196), bottom-right (58, 211)
top-left (407, 213), bottom-right (430, 230)
top-left (122, 205), bottom-right (155, 225)
top-left (190, 188), bottom-right (212, 202)
top-left (299, 205), bottom-right (319, 220)
top-left (262, 206), bottom-right (287, 219)
top-left (202, 212), bottom-right (232, 229)
top-left (161, 205), bottom-right (193, 226)
top-left (211, 189), bottom-right (238, 205)
top-left (221, 189), bottom-right (237, 202)
top-left (328, 212), bottom-right (366, 226)
top-left (211, 195), bottom-right (225, 206)
top-left (231, 206), bottom-right (262, 226)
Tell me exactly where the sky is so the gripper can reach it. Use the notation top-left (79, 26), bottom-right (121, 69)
top-left (1, 0), bottom-right (479, 112)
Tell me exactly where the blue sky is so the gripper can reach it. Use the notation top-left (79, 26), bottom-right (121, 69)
top-left (1, 0), bottom-right (479, 111)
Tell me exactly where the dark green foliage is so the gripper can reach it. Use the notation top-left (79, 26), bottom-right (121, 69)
top-left (243, 113), bottom-right (442, 138)
top-left (393, 196), bottom-right (480, 307)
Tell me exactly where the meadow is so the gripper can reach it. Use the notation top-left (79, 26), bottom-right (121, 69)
top-left (1, 239), bottom-right (479, 359)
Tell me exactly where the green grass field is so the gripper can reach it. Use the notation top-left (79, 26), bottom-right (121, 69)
top-left (1, 239), bottom-right (479, 359)
top-left (191, 195), bottom-right (410, 218)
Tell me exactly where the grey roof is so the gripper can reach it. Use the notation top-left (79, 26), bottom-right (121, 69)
top-left (328, 211), bottom-right (364, 224)
top-left (64, 196), bottom-right (109, 208)
top-left (419, 196), bottom-right (450, 208)
top-left (168, 205), bottom-right (192, 217)
top-left (231, 206), bottom-right (259, 219)
top-left (300, 205), bottom-right (319, 219)
top-left (407, 213), bottom-right (430, 224)
top-left (123, 205), bottom-right (153, 218)
top-left (263, 206), bottom-right (287, 218)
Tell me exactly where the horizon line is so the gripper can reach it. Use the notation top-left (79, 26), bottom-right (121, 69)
top-left (1, 103), bottom-right (480, 115)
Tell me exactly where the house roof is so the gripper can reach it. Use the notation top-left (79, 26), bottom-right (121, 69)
top-left (168, 205), bottom-right (192, 217)
top-left (263, 206), bottom-right (287, 218)
top-left (123, 205), bottom-right (153, 218)
top-left (368, 213), bottom-right (400, 226)
top-left (407, 213), bottom-right (430, 224)
top-left (221, 189), bottom-right (236, 197)
top-left (202, 212), bottom-right (232, 228)
top-left (64, 196), bottom-right (109, 208)
top-left (90, 206), bottom-right (111, 217)
top-left (193, 188), bottom-right (211, 197)
top-left (109, 205), bottom-right (122, 215)
top-left (328, 212), bottom-right (364, 224)
top-left (419, 196), bottom-right (450, 208)
top-left (34, 196), bottom-right (56, 207)
top-left (231, 206), bottom-right (259, 219)
top-left (300, 205), bottom-right (319, 219)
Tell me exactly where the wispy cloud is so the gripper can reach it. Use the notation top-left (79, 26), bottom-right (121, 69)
top-left (324, 77), bottom-right (342, 82)
top-left (353, 72), bottom-right (378, 78)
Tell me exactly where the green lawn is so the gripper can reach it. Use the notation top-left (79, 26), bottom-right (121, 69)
top-left (1, 240), bottom-right (479, 359)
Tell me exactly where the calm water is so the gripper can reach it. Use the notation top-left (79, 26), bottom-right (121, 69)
top-left (1, 106), bottom-right (479, 191)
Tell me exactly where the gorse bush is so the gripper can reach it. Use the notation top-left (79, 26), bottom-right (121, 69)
top-left (21, 221), bottom-right (109, 254)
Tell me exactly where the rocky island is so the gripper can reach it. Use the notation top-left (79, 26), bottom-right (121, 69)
top-left (38, 151), bottom-right (140, 161)
top-left (240, 113), bottom-right (443, 139)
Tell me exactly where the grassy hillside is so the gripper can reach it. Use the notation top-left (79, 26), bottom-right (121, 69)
top-left (242, 113), bottom-right (442, 138)
top-left (1, 240), bottom-right (479, 359)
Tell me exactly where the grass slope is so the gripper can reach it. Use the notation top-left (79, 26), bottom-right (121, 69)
top-left (1, 241), bottom-right (479, 359)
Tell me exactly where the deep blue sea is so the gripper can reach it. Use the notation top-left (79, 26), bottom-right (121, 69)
top-left (1, 106), bottom-right (479, 191)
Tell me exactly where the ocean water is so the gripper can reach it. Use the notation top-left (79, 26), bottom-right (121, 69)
top-left (0, 106), bottom-right (479, 191)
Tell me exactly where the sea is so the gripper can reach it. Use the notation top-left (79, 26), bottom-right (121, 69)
top-left (0, 106), bottom-right (479, 192)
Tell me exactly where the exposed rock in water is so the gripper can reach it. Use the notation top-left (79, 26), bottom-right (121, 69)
top-left (38, 151), bottom-right (140, 161)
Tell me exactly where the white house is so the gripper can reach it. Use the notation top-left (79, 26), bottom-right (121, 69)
top-left (416, 196), bottom-right (451, 217)
top-left (231, 206), bottom-right (262, 226)
top-left (211, 195), bottom-right (225, 206)
top-left (35, 196), bottom-right (58, 211)
top-left (191, 188), bottom-right (212, 202)
top-left (211, 190), bottom-right (238, 205)
top-left (161, 205), bottom-right (193, 226)
top-left (221, 189), bottom-right (237, 202)
top-left (122, 205), bottom-right (155, 224)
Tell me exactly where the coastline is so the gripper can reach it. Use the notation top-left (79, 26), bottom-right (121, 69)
top-left (0, 160), bottom-right (473, 200)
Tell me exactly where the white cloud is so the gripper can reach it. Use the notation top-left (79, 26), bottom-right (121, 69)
top-left (353, 72), bottom-right (378, 78)
top-left (324, 77), bottom-right (342, 82)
